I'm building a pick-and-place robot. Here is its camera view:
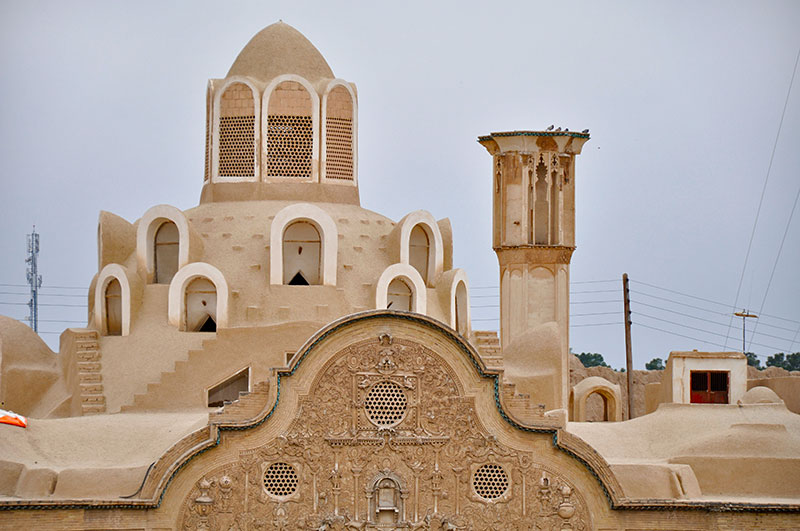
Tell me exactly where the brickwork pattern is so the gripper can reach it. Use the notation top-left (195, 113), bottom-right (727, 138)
top-left (219, 83), bottom-right (256, 177)
top-left (325, 85), bottom-right (354, 180)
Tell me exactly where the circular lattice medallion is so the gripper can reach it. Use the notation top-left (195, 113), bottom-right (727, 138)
top-left (364, 380), bottom-right (408, 427)
top-left (263, 462), bottom-right (298, 498)
top-left (473, 464), bottom-right (509, 500)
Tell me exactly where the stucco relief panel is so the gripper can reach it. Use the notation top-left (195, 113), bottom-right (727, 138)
top-left (179, 335), bottom-right (591, 530)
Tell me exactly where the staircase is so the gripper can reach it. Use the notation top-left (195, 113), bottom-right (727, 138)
top-left (73, 330), bottom-right (107, 415)
top-left (211, 381), bottom-right (272, 424)
top-left (473, 330), bottom-right (546, 422)
top-left (120, 335), bottom-right (220, 412)
top-left (472, 330), bottom-right (503, 369)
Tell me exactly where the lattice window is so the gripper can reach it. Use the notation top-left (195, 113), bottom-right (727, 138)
top-left (266, 115), bottom-right (313, 177)
top-left (473, 464), bottom-right (509, 500)
top-left (219, 116), bottom-right (255, 176)
top-left (218, 82), bottom-right (256, 178)
top-left (325, 85), bottom-right (354, 181)
top-left (204, 98), bottom-right (211, 182)
top-left (263, 462), bottom-right (298, 497)
top-left (325, 117), bottom-right (353, 180)
top-left (364, 381), bottom-right (407, 427)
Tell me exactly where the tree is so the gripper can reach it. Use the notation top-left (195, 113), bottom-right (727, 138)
top-left (744, 352), bottom-right (762, 369)
top-left (576, 352), bottom-right (609, 368)
top-left (645, 358), bottom-right (665, 371)
top-left (766, 352), bottom-right (800, 372)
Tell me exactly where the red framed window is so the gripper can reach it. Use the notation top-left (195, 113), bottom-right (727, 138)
top-left (690, 371), bottom-right (729, 404)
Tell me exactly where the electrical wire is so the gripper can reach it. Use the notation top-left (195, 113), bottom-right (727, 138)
top-left (725, 44), bottom-right (800, 348)
top-left (632, 280), bottom-right (799, 324)
top-left (635, 312), bottom-right (786, 352)
top-left (747, 183), bottom-right (800, 350)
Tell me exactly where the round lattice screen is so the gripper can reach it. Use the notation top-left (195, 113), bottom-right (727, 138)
top-left (473, 464), bottom-right (509, 500)
top-left (263, 462), bottom-right (298, 497)
top-left (364, 380), bottom-right (408, 427)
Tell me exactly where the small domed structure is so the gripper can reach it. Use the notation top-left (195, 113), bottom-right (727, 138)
top-left (740, 386), bottom-right (784, 405)
top-left (227, 22), bottom-right (334, 84)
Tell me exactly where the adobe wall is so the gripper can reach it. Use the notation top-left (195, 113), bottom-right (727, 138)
top-left (571, 356), bottom-right (800, 419)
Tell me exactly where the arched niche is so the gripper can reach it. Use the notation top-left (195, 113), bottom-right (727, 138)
top-left (262, 75), bottom-right (320, 181)
top-left (321, 79), bottom-right (357, 184)
top-left (136, 205), bottom-right (201, 284)
top-left (282, 221), bottom-right (321, 285)
top-left (367, 472), bottom-right (407, 525)
top-left (270, 203), bottom-right (337, 286)
top-left (389, 211), bottom-right (444, 287)
top-left (94, 264), bottom-right (140, 337)
top-left (570, 376), bottom-right (622, 422)
top-left (168, 263), bottom-right (230, 331)
top-left (375, 263), bottom-right (427, 314)
top-left (212, 77), bottom-right (260, 182)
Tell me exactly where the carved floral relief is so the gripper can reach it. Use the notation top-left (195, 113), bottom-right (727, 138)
top-left (179, 335), bottom-right (591, 530)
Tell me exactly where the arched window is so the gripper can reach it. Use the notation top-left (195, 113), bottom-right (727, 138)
top-left (184, 277), bottom-right (217, 332)
top-left (282, 221), bottom-right (321, 285)
top-left (218, 82), bottom-right (256, 178)
top-left (534, 159), bottom-right (548, 245)
top-left (387, 278), bottom-right (412, 311)
top-left (266, 81), bottom-right (313, 179)
top-left (585, 391), bottom-right (609, 422)
top-left (324, 84), bottom-right (354, 181)
top-left (105, 278), bottom-right (122, 336)
top-left (409, 225), bottom-right (430, 284)
top-left (550, 168), bottom-right (560, 244)
top-left (455, 280), bottom-right (468, 335)
top-left (154, 221), bottom-right (179, 284)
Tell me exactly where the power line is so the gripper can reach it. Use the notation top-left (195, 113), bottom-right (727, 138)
top-left (632, 281), bottom-right (799, 325)
top-left (747, 183), bottom-right (800, 350)
top-left (572, 322), bottom-right (622, 328)
top-left (636, 322), bottom-right (729, 350)
top-left (633, 290), bottom-right (797, 333)
top-left (0, 291), bottom-right (86, 298)
top-left (0, 283), bottom-right (85, 290)
top-left (631, 300), bottom-right (796, 342)
top-left (725, 44), bottom-right (800, 349)
top-left (631, 280), bottom-right (732, 308)
top-left (636, 312), bottom-right (786, 352)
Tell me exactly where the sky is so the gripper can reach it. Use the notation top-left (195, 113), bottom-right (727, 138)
top-left (0, 1), bottom-right (798, 369)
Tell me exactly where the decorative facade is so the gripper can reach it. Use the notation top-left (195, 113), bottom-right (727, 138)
top-left (0, 21), bottom-right (799, 530)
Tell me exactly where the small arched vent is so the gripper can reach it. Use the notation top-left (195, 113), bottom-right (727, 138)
top-left (263, 462), bottom-right (298, 498)
top-left (364, 381), bottom-right (407, 427)
top-left (473, 464), bottom-right (509, 500)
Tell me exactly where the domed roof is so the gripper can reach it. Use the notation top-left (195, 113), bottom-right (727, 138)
top-left (227, 22), bottom-right (334, 83)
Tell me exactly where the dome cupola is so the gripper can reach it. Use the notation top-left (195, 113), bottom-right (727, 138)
top-left (201, 22), bottom-right (359, 205)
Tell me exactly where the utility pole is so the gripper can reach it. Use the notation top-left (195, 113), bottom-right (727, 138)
top-left (733, 310), bottom-right (758, 354)
top-left (622, 273), bottom-right (634, 419)
top-left (26, 227), bottom-right (42, 333)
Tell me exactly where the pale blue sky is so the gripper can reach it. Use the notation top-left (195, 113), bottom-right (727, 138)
top-left (1, 0), bottom-right (798, 368)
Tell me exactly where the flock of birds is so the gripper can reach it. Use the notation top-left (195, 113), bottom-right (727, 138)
top-left (545, 125), bottom-right (590, 134)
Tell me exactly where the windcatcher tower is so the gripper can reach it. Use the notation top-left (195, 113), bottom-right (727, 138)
top-left (479, 131), bottom-right (589, 411)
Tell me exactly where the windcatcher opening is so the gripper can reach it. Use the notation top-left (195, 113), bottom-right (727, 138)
top-left (387, 278), bottom-right (412, 311)
top-left (283, 221), bottom-right (321, 284)
top-left (105, 278), bottom-right (122, 336)
top-left (154, 221), bottom-right (179, 284)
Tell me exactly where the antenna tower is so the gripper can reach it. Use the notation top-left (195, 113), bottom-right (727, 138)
top-left (26, 227), bottom-right (42, 333)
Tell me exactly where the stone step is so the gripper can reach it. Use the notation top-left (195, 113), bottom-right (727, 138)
top-left (77, 350), bottom-right (100, 361)
top-left (81, 404), bottom-right (106, 415)
top-left (79, 372), bottom-right (102, 383)
top-left (77, 361), bottom-right (102, 373)
top-left (81, 394), bottom-right (106, 405)
top-left (80, 383), bottom-right (104, 395)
